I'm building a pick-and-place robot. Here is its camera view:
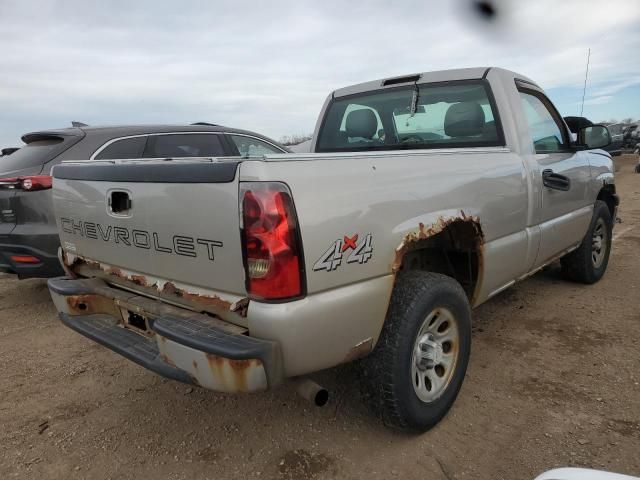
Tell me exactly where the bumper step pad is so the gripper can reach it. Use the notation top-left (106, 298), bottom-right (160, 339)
top-left (60, 313), bottom-right (194, 384)
top-left (153, 314), bottom-right (273, 360)
top-left (50, 276), bottom-right (283, 389)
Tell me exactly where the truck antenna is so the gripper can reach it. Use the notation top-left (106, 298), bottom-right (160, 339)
top-left (579, 48), bottom-right (591, 117)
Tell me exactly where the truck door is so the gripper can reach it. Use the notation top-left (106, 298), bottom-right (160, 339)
top-left (517, 83), bottom-right (593, 267)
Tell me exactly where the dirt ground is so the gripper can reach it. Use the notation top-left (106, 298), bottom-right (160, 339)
top-left (1, 155), bottom-right (639, 480)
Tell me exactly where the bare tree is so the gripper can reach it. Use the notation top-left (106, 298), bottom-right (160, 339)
top-left (622, 117), bottom-right (635, 124)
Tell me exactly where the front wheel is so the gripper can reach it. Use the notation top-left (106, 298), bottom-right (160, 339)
top-left (360, 271), bottom-right (471, 432)
top-left (561, 200), bottom-right (613, 284)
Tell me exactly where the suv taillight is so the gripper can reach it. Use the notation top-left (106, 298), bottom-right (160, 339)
top-left (240, 182), bottom-right (304, 301)
top-left (0, 175), bottom-right (52, 191)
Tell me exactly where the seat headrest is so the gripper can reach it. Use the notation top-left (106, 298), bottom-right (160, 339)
top-left (444, 102), bottom-right (485, 137)
top-left (345, 109), bottom-right (378, 139)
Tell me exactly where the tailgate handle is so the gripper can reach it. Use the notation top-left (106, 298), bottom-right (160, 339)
top-left (108, 191), bottom-right (132, 215)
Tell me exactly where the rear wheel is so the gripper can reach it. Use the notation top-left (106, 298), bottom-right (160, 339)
top-left (361, 271), bottom-right (471, 432)
top-left (561, 200), bottom-right (612, 284)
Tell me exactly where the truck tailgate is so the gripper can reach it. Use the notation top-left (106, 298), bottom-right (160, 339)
top-left (52, 159), bottom-right (246, 298)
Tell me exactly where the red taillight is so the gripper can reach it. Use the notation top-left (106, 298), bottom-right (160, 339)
top-left (10, 255), bottom-right (41, 264)
top-left (0, 175), bottom-right (52, 191)
top-left (22, 175), bottom-right (52, 191)
top-left (240, 182), bottom-right (304, 301)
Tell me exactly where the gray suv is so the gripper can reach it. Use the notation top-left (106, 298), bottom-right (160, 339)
top-left (0, 124), bottom-right (288, 278)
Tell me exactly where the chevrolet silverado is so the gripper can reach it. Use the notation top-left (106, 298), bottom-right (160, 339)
top-left (47, 67), bottom-right (617, 432)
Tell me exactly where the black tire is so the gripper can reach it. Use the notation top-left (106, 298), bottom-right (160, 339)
top-left (360, 271), bottom-right (471, 432)
top-left (560, 200), bottom-right (612, 284)
top-left (635, 163), bottom-right (640, 174)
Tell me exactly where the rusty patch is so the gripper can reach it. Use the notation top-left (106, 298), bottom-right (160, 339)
top-left (66, 294), bottom-right (120, 317)
top-left (344, 338), bottom-right (374, 362)
top-left (69, 257), bottom-right (249, 318)
top-left (205, 353), bottom-right (263, 392)
top-left (63, 253), bottom-right (102, 273)
top-left (159, 348), bottom-right (202, 387)
top-left (130, 274), bottom-right (148, 286)
top-left (102, 265), bottom-right (158, 289)
top-left (230, 298), bottom-right (250, 317)
top-left (160, 353), bottom-right (178, 368)
top-left (392, 212), bottom-right (484, 273)
top-left (106, 266), bottom-right (123, 278)
top-left (162, 282), bottom-right (233, 311)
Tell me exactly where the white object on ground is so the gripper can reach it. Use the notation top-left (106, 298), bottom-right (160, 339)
top-left (535, 468), bottom-right (639, 480)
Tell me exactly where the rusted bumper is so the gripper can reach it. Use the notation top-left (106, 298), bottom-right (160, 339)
top-left (48, 276), bottom-right (283, 393)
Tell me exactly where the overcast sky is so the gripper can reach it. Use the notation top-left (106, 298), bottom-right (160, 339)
top-left (1, 0), bottom-right (639, 146)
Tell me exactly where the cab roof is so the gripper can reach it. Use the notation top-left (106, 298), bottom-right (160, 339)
top-left (332, 67), bottom-right (539, 98)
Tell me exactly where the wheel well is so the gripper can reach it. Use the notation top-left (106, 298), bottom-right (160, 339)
top-left (597, 184), bottom-right (617, 220)
top-left (394, 219), bottom-right (483, 302)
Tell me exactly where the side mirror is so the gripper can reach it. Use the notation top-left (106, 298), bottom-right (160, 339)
top-left (578, 124), bottom-right (611, 150)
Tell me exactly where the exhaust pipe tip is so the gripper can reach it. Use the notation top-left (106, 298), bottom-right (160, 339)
top-left (295, 379), bottom-right (329, 407)
top-left (313, 388), bottom-right (329, 407)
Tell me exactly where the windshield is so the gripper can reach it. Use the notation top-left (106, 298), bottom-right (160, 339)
top-left (316, 81), bottom-right (502, 152)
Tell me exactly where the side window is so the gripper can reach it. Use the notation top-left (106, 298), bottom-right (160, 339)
top-left (94, 136), bottom-right (147, 160)
top-left (229, 135), bottom-right (282, 157)
top-left (143, 134), bottom-right (225, 158)
top-left (519, 92), bottom-right (567, 153)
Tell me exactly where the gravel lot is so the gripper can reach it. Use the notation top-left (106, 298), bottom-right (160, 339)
top-left (1, 154), bottom-right (639, 480)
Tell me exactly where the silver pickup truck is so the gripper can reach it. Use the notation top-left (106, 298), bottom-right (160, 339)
top-left (48, 67), bottom-right (617, 432)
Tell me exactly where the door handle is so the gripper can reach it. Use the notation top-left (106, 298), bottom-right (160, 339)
top-left (542, 169), bottom-right (571, 191)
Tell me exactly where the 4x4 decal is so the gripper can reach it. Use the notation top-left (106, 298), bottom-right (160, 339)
top-left (313, 234), bottom-right (373, 272)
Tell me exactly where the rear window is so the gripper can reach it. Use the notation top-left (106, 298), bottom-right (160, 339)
top-left (316, 81), bottom-right (503, 152)
top-left (95, 136), bottom-right (147, 160)
top-left (143, 134), bottom-right (225, 158)
top-left (0, 137), bottom-right (69, 173)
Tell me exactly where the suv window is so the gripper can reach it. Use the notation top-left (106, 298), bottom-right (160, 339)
top-left (229, 135), bottom-right (282, 157)
top-left (316, 81), bottom-right (502, 152)
top-left (94, 136), bottom-right (147, 160)
top-left (143, 134), bottom-right (225, 158)
top-left (0, 136), bottom-right (70, 173)
top-left (519, 91), bottom-right (567, 153)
